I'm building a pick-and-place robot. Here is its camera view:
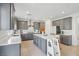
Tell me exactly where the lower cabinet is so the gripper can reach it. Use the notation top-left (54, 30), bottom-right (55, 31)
top-left (33, 35), bottom-right (47, 55)
top-left (0, 44), bottom-right (21, 56)
top-left (21, 33), bottom-right (33, 41)
top-left (60, 35), bottom-right (72, 45)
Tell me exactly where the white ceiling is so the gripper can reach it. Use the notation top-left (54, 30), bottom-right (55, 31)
top-left (14, 3), bottom-right (79, 20)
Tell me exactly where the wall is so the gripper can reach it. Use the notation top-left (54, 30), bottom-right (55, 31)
top-left (72, 13), bottom-right (79, 45)
top-left (0, 4), bottom-right (10, 30)
top-left (14, 18), bottom-right (17, 30)
top-left (69, 13), bottom-right (79, 45)
top-left (76, 17), bottom-right (79, 45)
top-left (72, 16), bottom-right (78, 45)
top-left (10, 4), bottom-right (15, 30)
top-left (45, 19), bottom-right (52, 35)
top-left (0, 4), bottom-right (1, 30)
top-left (52, 13), bottom-right (79, 46)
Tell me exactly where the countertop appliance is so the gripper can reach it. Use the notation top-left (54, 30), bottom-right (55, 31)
top-left (52, 26), bottom-right (61, 35)
top-left (47, 38), bottom-right (60, 56)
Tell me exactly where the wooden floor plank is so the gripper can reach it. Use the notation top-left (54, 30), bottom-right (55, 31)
top-left (21, 40), bottom-right (79, 56)
top-left (60, 43), bottom-right (79, 56)
top-left (21, 40), bottom-right (45, 56)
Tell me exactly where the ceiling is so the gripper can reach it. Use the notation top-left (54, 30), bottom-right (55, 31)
top-left (14, 3), bottom-right (79, 20)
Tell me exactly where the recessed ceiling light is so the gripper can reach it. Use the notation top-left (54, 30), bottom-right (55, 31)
top-left (62, 11), bottom-right (65, 14)
top-left (50, 16), bottom-right (53, 19)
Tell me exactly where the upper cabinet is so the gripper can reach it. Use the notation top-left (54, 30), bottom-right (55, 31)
top-left (52, 17), bottom-right (72, 30)
top-left (33, 22), bottom-right (45, 33)
top-left (53, 20), bottom-right (60, 26)
top-left (34, 22), bottom-right (40, 32)
top-left (63, 17), bottom-right (72, 30)
top-left (17, 21), bottom-right (28, 30)
top-left (59, 19), bottom-right (64, 30)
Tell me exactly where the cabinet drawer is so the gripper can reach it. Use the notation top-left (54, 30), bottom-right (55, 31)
top-left (60, 35), bottom-right (72, 45)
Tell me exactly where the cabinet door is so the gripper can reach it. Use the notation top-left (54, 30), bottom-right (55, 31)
top-left (37, 37), bottom-right (40, 48)
top-left (56, 20), bottom-right (60, 26)
top-left (61, 35), bottom-right (72, 45)
top-left (44, 39), bottom-right (47, 54)
top-left (34, 36), bottom-right (37, 46)
top-left (40, 38), bottom-right (44, 52)
top-left (53, 21), bottom-right (56, 26)
top-left (34, 22), bottom-right (40, 32)
top-left (0, 44), bottom-right (20, 56)
top-left (17, 21), bottom-right (28, 30)
top-left (36, 36), bottom-right (38, 46)
top-left (69, 18), bottom-right (72, 30)
top-left (33, 35), bottom-right (36, 44)
top-left (42, 39), bottom-right (46, 54)
top-left (60, 19), bottom-right (64, 30)
top-left (63, 17), bottom-right (72, 30)
top-left (39, 37), bottom-right (41, 49)
top-left (40, 38), bottom-right (42, 50)
top-left (33, 36), bottom-right (36, 44)
top-left (28, 33), bottom-right (33, 40)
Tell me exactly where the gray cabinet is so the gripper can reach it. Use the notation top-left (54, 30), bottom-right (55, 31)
top-left (52, 21), bottom-right (55, 26)
top-left (17, 21), bottom-right (28, 30)
top-left (21, 33), bottom-right (33, 41)
top-left (41, 39), bottom-right (47, 54)
top-left (33, 35), bottom-right (36, 44)
top-left (27, 33), bottom-right (33, 40)
top-left (63, 17), bottom-right (72, 30)
top-left (52, 17), bottom-right (72, 30)
top-left (38, 39), bottom-right (40, 48)
top-left (60, 35), bottom-right (72, 45)
top-left (60, 19), bottom-right (64, 29)
top-left (0, 44), bottom-right (21, 56)
top-left (33, 35), bottom-right (47, 55)
top-left (53, 20), bottom-right (60, 26)
top-left (34, 22), bottom-right (40, 32)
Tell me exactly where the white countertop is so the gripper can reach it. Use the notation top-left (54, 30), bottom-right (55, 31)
top-left (34, 34), bottom-right (55, 40)
top-left (0, 30), bottom-right (21, 46)
top-left (0, 35), bottom-right (21, 46)
top-left (34, 34), bottom-right (49, 39)
top-left (33, 34), bottom-right (60, 41)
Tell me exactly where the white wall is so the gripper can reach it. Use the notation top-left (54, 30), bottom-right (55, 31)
top-left (1, 4), bottom-right (10, 30)
top-left (45, 19), bottom-right (52, 35)
top-left (72, 14), bottom-right (79, 45)
top-left (72, 16), bottom-right (78, 45)
top-left (69, 13), bottom-right (79, 45)
top-left (77, 18), bottom-right (79, 45)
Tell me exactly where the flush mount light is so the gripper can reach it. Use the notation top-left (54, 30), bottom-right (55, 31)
top-left (50, 16), bottom-right (55, 19)
top-left (61, 11), bottom-right (65, 14)
top-left (26, 11), bottom-right (32, 15)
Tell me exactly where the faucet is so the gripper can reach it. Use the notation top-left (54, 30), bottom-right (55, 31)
top-left (14, 30), bottom-right (17, 34)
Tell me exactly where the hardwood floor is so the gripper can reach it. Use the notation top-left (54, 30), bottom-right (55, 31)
top-left (21, 40), bottom-right (79, 56)
top-left (21, 40), bottom-right (45, 56)
top-left (60, 43), bottom-right (79, 56)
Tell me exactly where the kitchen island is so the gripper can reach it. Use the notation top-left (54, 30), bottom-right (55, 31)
top-left (33, 34), bottom-right (49, 55)
top-left (0, 30), bottom-right (21, 56)
top-left (33, 34), bottom-right (60, 56)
